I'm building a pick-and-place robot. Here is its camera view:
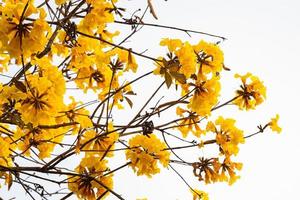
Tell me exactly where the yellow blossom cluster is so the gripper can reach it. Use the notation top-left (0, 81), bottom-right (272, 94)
top-left (80, 123), bottom-right (119, 157)
top-left (156, 38), bottom-right (223, 118)
top-left (192, 156), bottom-right (243, 185)
top-left (60, 96), bottom-right (93, 131)
top-left (188, 117), bottom-right (245, 186)
top-left (176, 107), bottom-right (204, 138)
top-left (206, 116), bottom-right (245, 156)
top-left (68, 156), bottom-right (113, 200)
top-left (126, 134), bottom-right (170, 177)
top-left (14, 126), bottom-right (65, 159)
top-left (234, 73), bottom-right (266, 110)
top-left (0, 0), bottom-right (50, 60)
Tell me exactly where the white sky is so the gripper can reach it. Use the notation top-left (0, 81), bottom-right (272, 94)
top-left (2, 0), bottom-right (300, 199)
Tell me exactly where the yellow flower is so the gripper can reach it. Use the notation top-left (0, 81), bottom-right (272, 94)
top-left (206, 116), bottom-right (244, 156)
top-left (0, 1), bottom-right (50, 59)
top-left (269, 114), bottom-right (282, 133)
top-left (81, 125), bottom-right (119, 158)
top-left (69, 37), bottom-right (115, 93)
top-left (16, 74), bottom-right (65, 126)
top-left (234, 73), bottom-right (266, 110)
top-left (75, 64), bottom-right (113, 93)
top-left (176, 42), bottom-right (197, 78)
top-left (113, 48), bottom-right (138, 73)
top-left (58, 96), bottom-right (93, 132)
top-left (193, 40), bottom-right (224, 74)
top-left (159, 38), bottom-right (196, 78)
top-left (191, 189), bottom-right (209, 200)
top-left (68, 156), bottom-right (113, 200)
top-left (77, 0), bottom-right (115, 35)
top-left (0, 51), bottom-right (10, 72)
top-left (217, 156), bottom-right (243, 185)
top-left (176, 107), bottom-right (204, 138)
top-left (192, 157), bottom-right (219, 184)
top-left (160, 38), bottom-right (183, 52)
top-left (113, 82), bottom-right (134, 109)
top-left (189, 76), bottom-right (221, 117)
top-left (126, 134), bottom-right (170, 177)
top-left (14, 127), bottom-right (65, 159)
top-left (31, 57), bottom-right (66, 96)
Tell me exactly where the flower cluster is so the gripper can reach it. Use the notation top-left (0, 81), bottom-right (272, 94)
top-left (234, 73), bottom-right (266, 110)
top-left (80, 124), bottom-right (119, 158)
top-left (155, 38), bottom-right (224, 118)
top-left (126, 134), bottom-right (170, 177)
top-left (68, 156), bottom-right (113, 200)
top-left (206, 116), bottom-right (245, 156)
top-left (0, 0), bottom-right (50, 60)
top-left (192, 156), bottom-right (243, 185)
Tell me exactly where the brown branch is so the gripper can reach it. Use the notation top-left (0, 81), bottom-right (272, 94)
top-left (115, 20), bottom-right (227, 40)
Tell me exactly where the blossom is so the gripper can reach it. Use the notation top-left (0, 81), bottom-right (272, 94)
top-left (191, 189), bottom-right (209, 200)
top-left (176, 42), bottom-right (197, 78)
top-left (15, 74), bottom-right (65, 126)
top-left (160, 38), bottom-right (183, 52)
top-left (58, 96), bottom-right (93, 132)
top-left (77, 0), bottom-right (115, 35)
top-left (234, 73), bottom-right (266, 110)
top-left (193, 40), bottom-right (224, 74)
top-left (159, 38), bottom-right (196, 78)
top-left (14, 127), bottom-right (65, 159)
top-left (68, 156), bottom-right (113, 200)
top-left (0, 51), bottom-right (10, 72)
top-left (0, 1), bottom-right (50, 59)
top-left (176, 107), bottom-right (204, 138)
top-left (189, 76), bottom-right (221, 117)
top-left (112, 48), bottom-right (138, 73)
top-left (215, 156), bottom-right (243, 185)
top-left (192, 157), bottom-right (219, 184)
top-left (81, 124), bottom-right (119, 158)
top-left (269, 114), bottom-right (282, 133)
top-left (126, 134), bottom-right (170, 177)
top-left (206, 116), bottom-right (245, 156)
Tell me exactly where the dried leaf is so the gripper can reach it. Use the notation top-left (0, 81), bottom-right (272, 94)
top-left (159, 67), bottom-right (166, 74)
top-left (125, 91), bottom-right (136, 95)
top-left (6, 172), bottom-right (13, 191)
top-left (167, 62), bottom-right (180, 72)
top-left (124, 96), bottom-right (133, 108)
top-left (75, 138), bottom-right (81, 154)
top-left (162, 58), bottom-right (168, 67)
top-left (128, 50), bottom-right (133, 64)
top-left (164, 72), bottom-right (172, 88)
top-left (14, 80), bottom-right (27, 93)
top-left (170, 72), bottom-right (186, 84)
top-left (147, 0), bottom-right (158, 19)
